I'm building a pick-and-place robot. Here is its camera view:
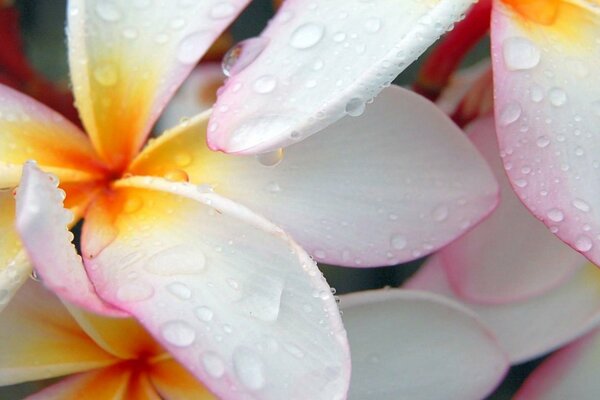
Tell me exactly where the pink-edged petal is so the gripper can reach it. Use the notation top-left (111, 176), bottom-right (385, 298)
top-left (514, 327), bottom-right (600, 400)
top-left (81, 176), bottom-right (350, 400)
top-left (130, 86), bottom-right (499, 267)
top-left (67, 0), bottom-right (249, 170)
top-left (441, 116), bottom-right (585, 304)
top-left (340, 289), bottom-right (508, 400)
top-left (14, 162), bottom-right (126, 317)
top-left (0, 280), bottom-right (118, 385)
top-left (407, 256), bottom-right (600, 363)
top-left (208, 0), bottom-right (477, 154)
top-left (156, 63), bottom-right (225, 133)
top-left (491, 1), bottom-right (600, 265)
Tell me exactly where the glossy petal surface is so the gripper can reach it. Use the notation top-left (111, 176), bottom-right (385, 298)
top-left (15, 162), bottom-right (125, 316)
top-left (208, 0), bottom-right (476, 153)
top-left (492, 1), bottom-right (600, 264)
top-left (442, 116), bottom-right (584, 303)
top-left (150, 359), bottom-right (216, 400)
top-left (341, 289), bottom-right (508, 400)
top-left (408, 256), bottom-right (600, 363)
top-left (67, 0), bottom-right (249, 169)
top-left (130, 86), bottom-right (498, 266)
top-left (82, 177), bottom-right (350, 400)
top-left (514, 328), bottom-right (600, 400)
top-left (0, 281), bottom-right (117, 385)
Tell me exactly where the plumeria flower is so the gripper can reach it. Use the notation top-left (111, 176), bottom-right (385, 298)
top-left (0, 277), bottom-right (508, 400)
top-left (0, 1), bottom-right (500, 398)
top-left (491, 1), bottom-right (600, 264)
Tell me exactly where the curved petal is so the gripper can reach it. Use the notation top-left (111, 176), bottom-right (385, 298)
top-left (491, 1), bottom-right (600, 265)
top-left (0, 83), bottom-right (107, 187)
top-left (340, 289), bottom-right (508, 400)
top-left (407, 256), bottom-right (600, 363)
top-left (15, 162), bottom-right (127, 317)
top-left (0, 188), bottom-right (30, 311)
top-left (441, 116), bottom-right (585, 303)
top-left (27, 365), bottom-right (132, 400)
top-left (208, 0), bottom-right (477, 154)
top-left (150, 359), bottom-right (216, 400)
top-left (82, 176), bottom-right (351, 400)
top-left (66, 0), bottom-right (250, 170)
top-left (0, 280), bottom-right (117, 385)
top-left (129, 86), bottom-right (499, 267)
top-left (156, 63), bottom-right (225, 133)
top-left (514, 328), bottom-right (600, 400)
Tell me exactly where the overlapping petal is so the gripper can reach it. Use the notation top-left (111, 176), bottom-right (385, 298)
top-left (441, 116), bottom-right (584, 303)
top-left (130, 86), bottom-right (498, 266)
top-left (0, 281), bottom-right (117, 385)
top-left (149, 359), bottom-right (216, 400)
top-left (0, 188), bottom-right (30, 311)
top-left (81, 176), bottom-right (350, 400)
top-left (341, 289), bottom-right (508, 400)
top-left (15, 162), bottom-right (126, 317)
top-left (491, 0), bottom-right (600, 264)
top-left (66, 0), bottom-right (250, 170)
top-left (208, 0), bottom-right (477, 154)
top-left (514, 327), bottom-right (600, 400)
top-left (407, 256), bottom-right (600, 363)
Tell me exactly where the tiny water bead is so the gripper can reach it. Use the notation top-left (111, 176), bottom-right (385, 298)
top-left (222, 37), bottom-right (269, 77)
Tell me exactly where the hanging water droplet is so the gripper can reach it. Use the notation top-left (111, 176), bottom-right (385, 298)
top-left (233, 347), bottom-right (266, 390)
top-left (161, 320), bottom-right (196, 347)
top-left (257, 148), bottom-right (284, 167)
top-left (222, 37), bottom-right (269, 77)
top-left (345, 98), bottom-right (366, 117)
top-left (202, 352), bottom-right (226, 378)
top-left (289, 22), bottom-right (325, 49)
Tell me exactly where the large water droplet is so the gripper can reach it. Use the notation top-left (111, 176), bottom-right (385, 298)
top-left (345, 98), bottom-right (366, 117)
top-left (145, 245), bottom-right (207, 275)
top-left (177, 31), bottom-right (210, 64)
top-left (257, 148), bottom-right (284, 167)
top-left (546, 208), bottom-right (565, 222)
top-left (161, 321), bottom-right (196, 347)
top-left (289, 23), bottom-right (325, 49)
top-left (202, 352), bottom-right (225, 378)
top-left (233, 347), bottom-right (266, 390)
top-left (575, 235), bottom-right (593, 252)
top-left (502, 37), bottom-right (541, 71)
top-left (222, 37), bottom-right (269, 77)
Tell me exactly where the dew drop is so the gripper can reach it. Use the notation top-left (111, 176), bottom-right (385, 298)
top-left (257, 148), bottom-right (284, 167)
top-left (390, 234), bottom-right (407, 250)
top-left (163, 169), bottom-right (189, 182)
top-left (95, 2), bottom-right (122, 22)
top-left (549, 88), bottom-right (567, 107)
top-left (195, 306), bottom-right (214, 322)
top-left (167, 282), bottom-right (192, 300)
top-left (546, 208), bottom-right (564, 222)
top-left (174, 152), bottom-right (193, 167)
top-left (222, 37), bottom-right (269, 77)
top-left (161, 321), bottom-right (196, 347)
top-left (177, 31), bottom-right (210, 64)
top-left (432, 205), bottom-right (449, 222)
top-left (253, 75), bottom-right (277, 94)
top-left (93, 64), bottom-right (118, 86)
top-left (289, 23), bottom-right (325, 49)
top-left (123, 196), bottom-right (143, 214)
top-left (499, 102), bottom-right (522, 126)
top-left (536, 136), bottom-right (551, 148)
top-left (202, 352), bottom-right (225, 378)
top-left (502, 37), bottom-right (541, 71)
top-left (233, 347), bottom-right (266, 391)
top-left (345, 98), bottom-right (366, 117)
top-left (575, 235), bottom-right (593, 252)
top-left (364, 17), bottom-right (382, 33)
top-left (572, 198), bottom-right (591, 212)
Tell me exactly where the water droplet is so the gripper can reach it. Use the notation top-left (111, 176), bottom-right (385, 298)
top-left (123, 196), bottom-right (143, 214)
top-left (345, 98), bottom-right (366, 117)
top-left (233, 347), bottom-right (266, 390)
top-left (502, 37), bottom-right (541, 70)
top-left (575, 235), bottom-right (593, 252)
top-left (93, 64), bottom-right (118, 86)
top-left (163, 169), bottom-right (189, 182)
top-left (116, 282), bottom-right (154, 302)
top-left (145, 245), bottom-right (207, 275)
top-left (549, 88), bottom-right (567, 107)
top-left (95, 2), bottom-right (122, 22)
top-left (253, 75), bottom-right (277, 94)
top-left (499, 102), bottom-right (522, 126)
top-left (257, 148), bottom-right (284, 167)
top-left (167, 282), bottom-right (192, 300)
top-left (202, 352), bottom-right (225, 378)
top-left (29, 269), bottom-right (42, 282)
top-left (209, 2), bottom-right (235, 19)
top-left (289, 23), bottom-right (325, 49)
top-left (195, 306), bottom-right (214, 322)
top-left (572, 198), bottom-right (591, 212)
top-left (264, 181), bottom-right (281, 193)
top-left (227, 278), bottom-right (240, 290)
top-left (161, 320), bottom-right (196, 347)
top-left (390, 234), bottom-right (407, 250)
top-left (536, 136), bottom-right (551, 148)
top-left (175, 152), bottom-right (193, 167)
top-left (432, 205), bottom-right (449, 222)
top-left (547, 208), bottom-right (564, 222)
top-left (177, 31), bottom-right (210, 64)
top-left (222, 37), bottom-right (269, 77)
top-left (364, 17), bottom-right (382, 33)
